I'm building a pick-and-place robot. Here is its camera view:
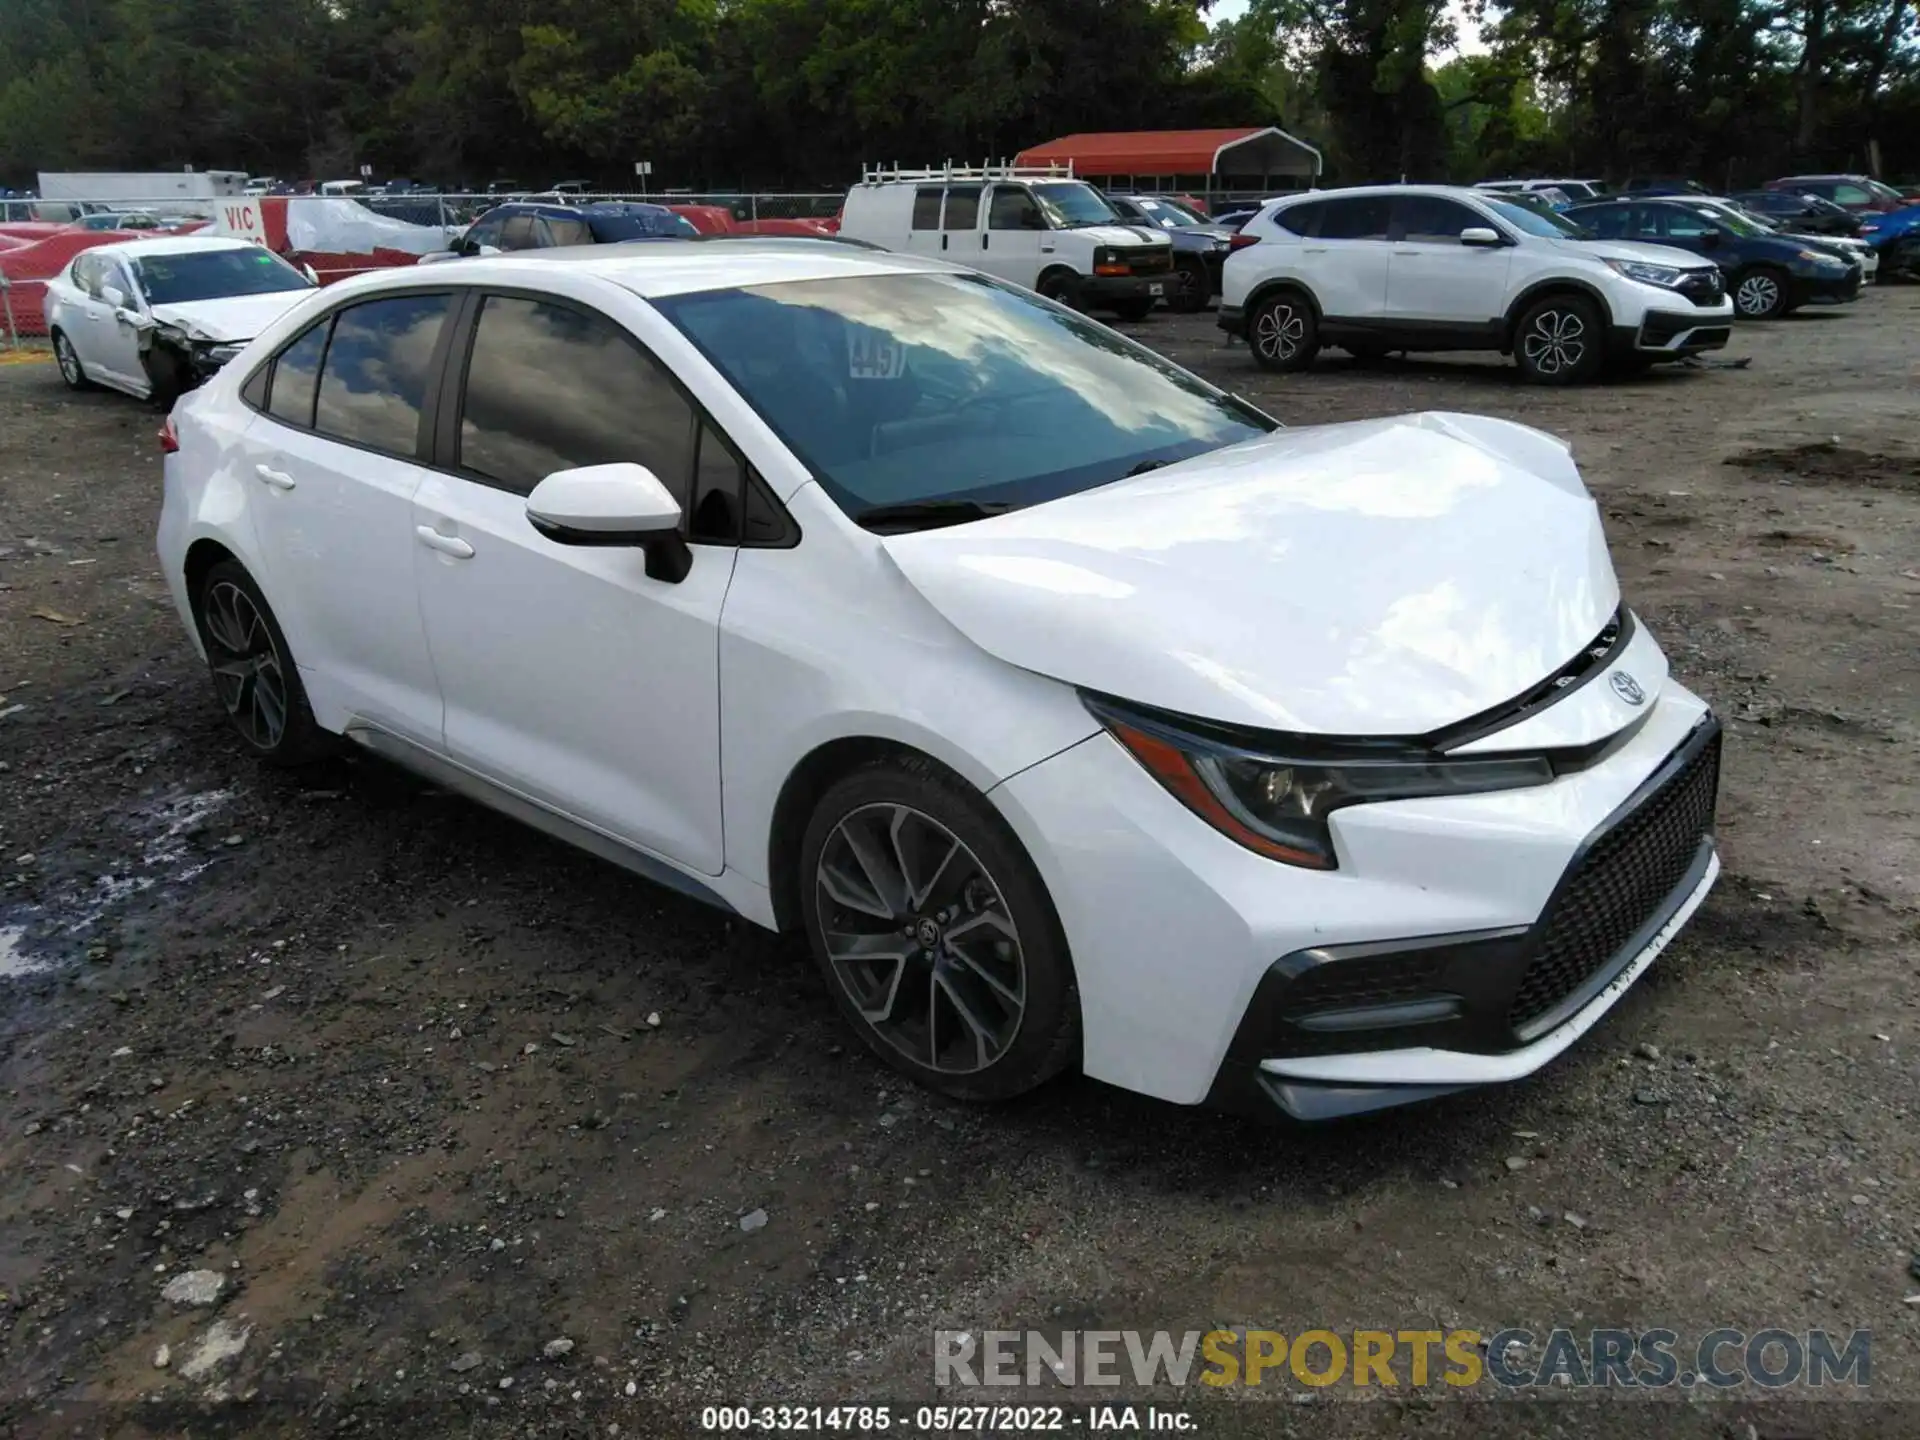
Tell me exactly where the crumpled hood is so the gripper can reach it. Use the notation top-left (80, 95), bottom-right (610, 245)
top-left (148, 290), bottom-right (313, 343)
top-left (881, 413), bottom-right (1620, 737)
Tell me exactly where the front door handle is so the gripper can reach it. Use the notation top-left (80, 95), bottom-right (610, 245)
top-left (253, 463), bottom-right (296, 491)
top-left (415, 524), bottom-right (474, 559)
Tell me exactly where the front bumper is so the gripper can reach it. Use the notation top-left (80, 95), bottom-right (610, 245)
top-left (1083, 272), bottom-right (1169, 307)
top-left (1789, 266), bottom-right (1862, 305)
top-left (1209, 717), bottom-right (1721, 1119)
top-left (1619, 308), bottom-right (1732, 355)
top-left (992, 642), bottom-right (1721, 1114)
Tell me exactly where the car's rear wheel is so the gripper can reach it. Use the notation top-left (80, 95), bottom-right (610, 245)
top-left (1249, 291), bottom-right (1319, 372)
top-left (1513, 294), bottom-right (1604, 385)
top-left (1732, 266), bottom-right (1789, 319)
top-left (798, 756), bottom-right (1079, 1101)
top-left (1170, 258), bottom-right (1210, 313)
top-left (194, 560), bottom-right (332, 766)
top-left (51, 330), bottom-right (93, 391)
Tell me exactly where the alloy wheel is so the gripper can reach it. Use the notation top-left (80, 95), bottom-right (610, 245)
top-left (1254, 303), bottom-right (1304, 361)
top-left (1520, 309), bottom-right (1587, 376)
top-left (1174, 264), bottom-right (1205, 309)
top-left (1736, 273), bottom-right (1780, 316)
top-left (813, 803), bottom-right (1026, 1075)
top-left (201, 580), bottom-right (289, 750)
top-left (55, 335), bottom-right (81, 386)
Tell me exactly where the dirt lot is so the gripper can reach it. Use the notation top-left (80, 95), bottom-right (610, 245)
top-left (2, 292), bottom-right (1918, 1439)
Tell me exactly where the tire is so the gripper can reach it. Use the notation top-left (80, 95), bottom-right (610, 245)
top-left (1036, 270), bottom-right (1083, 311)
top-left (1169, 258), bottom-right (1210, 313)
top-left (1108, 297), bottom-right (1155, 322)
top-left (51, 330), bottom-right (94, 391)
top-left (1248, 291), bottom-right (1319, 372)
top-left (1512, 293), bottom-right (1605, 385)
top-left (1732, 266), bottom-right (1789, 319)
top-left (193, 559), bottom-right (333, 766)
top-left (798, 755), bottom-right (1080, 1102)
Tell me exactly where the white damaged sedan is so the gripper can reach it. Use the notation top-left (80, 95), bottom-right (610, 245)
top-left (157, 241), bottom-right (1720, 1120)
top-left (46, 236), bottom-right (316, 403)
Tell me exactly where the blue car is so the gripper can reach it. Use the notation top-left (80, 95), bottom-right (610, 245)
top-left (1564, 197), bottom-right (1862, 319)
top-left (442, 201), bottom-right (698, 258)
top-left (1857, 205), bottom-right (1920, 278)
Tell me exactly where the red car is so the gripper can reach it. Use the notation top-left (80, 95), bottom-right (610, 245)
top-left (1765, 174), bottom-right (1911, 214)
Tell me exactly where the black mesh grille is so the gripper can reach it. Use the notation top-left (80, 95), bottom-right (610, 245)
top-left (1508, 731), bottom-right (1720, 1031)
top-left (1132, 249), bottom-right (1174, 276)
top-left (1283, 953), bottom-right (1449, 1017)
top-left (1679, 270), bottom-right (1725, 306)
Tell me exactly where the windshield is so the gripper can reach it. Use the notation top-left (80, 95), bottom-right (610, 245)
top-left (585, 208), bottom-right (699, 241)
top-left (130, 247), bottom-right (315, 305)
top-left (1690, 203), bottom-right (1764, 237)
top-left (655, 272), bottom-right (1274, 521)
top-left (1136, 198), bottom-right (1205, 227)
top-left (1484, 197), bottom-right (1590, 239)
top-left (1031, 183), bottom-right (1120, 228)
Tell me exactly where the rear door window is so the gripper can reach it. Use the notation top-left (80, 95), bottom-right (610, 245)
top-left (1316, 197), bottom-right (1391, 241)
top-left (911, 188), bottom-right (943, 230)
top-left (312, 293), bottom-right (452, 456)
top-left (498, 214), bottom-right (539, 250)
top-left (942, 186), bottom-right (981, 231)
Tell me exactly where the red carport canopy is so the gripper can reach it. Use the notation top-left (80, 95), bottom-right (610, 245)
top-left (1013, 127), bottom-right (1322, 181)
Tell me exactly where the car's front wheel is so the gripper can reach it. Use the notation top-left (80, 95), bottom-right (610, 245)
top-left (194, 559), bottom-right (332, 766)
top-left (798, 756), bottom-right (1079, 1101)
top-left (1170, 258), bottom-right (1210, 313)
top-left (1249, 291), bottom-right (1319, 372)
top-left (1732, 266), bottom-right (1789, 319)
top-left (1513, 294), bottom-right (1604, 385)
top-left (51, 330), bottom-right (94, 391)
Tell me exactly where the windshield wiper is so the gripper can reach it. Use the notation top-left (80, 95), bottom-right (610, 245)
top-left (1122, 458), bottom-right (1172, 478)
top-left (852, 498), bottom-right (1014, 532)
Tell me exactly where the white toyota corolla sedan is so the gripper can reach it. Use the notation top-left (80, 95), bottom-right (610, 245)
top-left (157, 240), bottom-right (1721, 1120)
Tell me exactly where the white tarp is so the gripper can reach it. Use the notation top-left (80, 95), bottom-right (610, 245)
top-left (284, 197), bottom-right (457, 256)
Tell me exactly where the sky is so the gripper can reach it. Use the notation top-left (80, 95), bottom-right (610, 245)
top-left (1208, 0), bottom-right (1491, 59)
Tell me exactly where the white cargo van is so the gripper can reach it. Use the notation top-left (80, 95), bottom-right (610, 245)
top-left (837, 163), bottom-right (1175, 319)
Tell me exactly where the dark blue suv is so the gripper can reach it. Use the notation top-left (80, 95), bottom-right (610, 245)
top-left (1563, 197), bottom-right (1861, 319)
top-left (448, 201), bottom-right (697, 257)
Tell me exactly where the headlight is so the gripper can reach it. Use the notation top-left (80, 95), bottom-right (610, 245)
top-left (1797, 248), bottom-right (1842, 265)
top-left (201, 342), bottom-right (244, 367)
top-left (1083, 695), bottom-right (1552, 870)
top-left (1603, 258), bottom-right (1685, 288)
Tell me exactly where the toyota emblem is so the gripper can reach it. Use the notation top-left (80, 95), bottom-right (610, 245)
top-left (1610, 671), bottom-right (1646, 706)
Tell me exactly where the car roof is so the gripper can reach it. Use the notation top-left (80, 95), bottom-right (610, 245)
top-left (82, 235), bottom-right (261, 261)
top-left (1271, 184), bottom-right (1494, 202)
top-left (356, 238), bottom-right (955, 300)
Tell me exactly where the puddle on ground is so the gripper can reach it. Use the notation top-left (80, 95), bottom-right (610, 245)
top-left (0, 786), bottom-right (234, 981)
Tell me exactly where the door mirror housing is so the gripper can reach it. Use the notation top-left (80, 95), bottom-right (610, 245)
top-left (300, 263), bottom-right (319, 284)
top-left (100, 284), bottom-right (129, 309)
top-left (1459, 227), bottom-right (1504, 248)
top-left (525, 463), bottom-right (692, 583)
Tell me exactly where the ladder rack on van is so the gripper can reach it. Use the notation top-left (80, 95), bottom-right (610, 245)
top-left (857, 160), bottom-right (1076, 185)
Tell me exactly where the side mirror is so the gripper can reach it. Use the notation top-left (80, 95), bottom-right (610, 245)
top-left (100, 284), bottom-right (128, 309)
top-left (1699, 230), bottom-right (1722, 248)
top-left (301, 263), bottom-right (318, 284)
top-left (476, 243), bottom-right (503, 257)
top-left (1459, 227), bottom-right (1504, 248)
top-left (525, 463), bottom-right (691, 583)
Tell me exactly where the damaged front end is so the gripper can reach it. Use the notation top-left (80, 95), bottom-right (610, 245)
top-left (138, 320), bottom-right (246, 403)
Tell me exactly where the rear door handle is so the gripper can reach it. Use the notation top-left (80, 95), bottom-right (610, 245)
top-left (1393, 249), bottom-right (1420, 256)
top-left (253, 463), bottom-right (296, 490)
top-left (415, 524), bottom-right (474, 559)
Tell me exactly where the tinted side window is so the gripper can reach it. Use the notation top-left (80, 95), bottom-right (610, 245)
top-left (540, 217), bottom-right (593, 247)
top-left (266, 319), bottom-right (330, 428)
top-left (313, 294), bottom-right (450, 455)
top-left (1581, 206), bottom-right (1631, 239)
top-left (943, 186), bottom-right (980, 231)
top-left (466, 216), bottom-right (504, 250)
top-left (1831, 183), bottom-right (1871, 204)
top-left (911, 188), bottom-right (943, 230)
top-left (499, 215), bottom-right (538, 250)
top-left (457, 295), bottom-right (696, 503)
top-left (1657, 207), bottom-right (1716, 239)
top-left (1273, 200), bottom-right (1324, 236)
top-left (988, 186), bottom-right (1042, 230)
top-left (690, 422), bottom-right (742, 544)
top-left (1394, 196), bottom-right (1481, 242)
top-left (1317, 197), bottom-right (1391, 240)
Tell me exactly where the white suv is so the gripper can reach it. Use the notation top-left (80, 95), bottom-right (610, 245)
top-left (1219, 185), bottom-right (1736, 384)
top-left (837, 164), bottom-right (1174, 319)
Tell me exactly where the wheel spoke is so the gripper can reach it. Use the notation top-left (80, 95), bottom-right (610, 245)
top-left (841, 811), bottom-right (911, 916)
top-left (819, 856), bottom-right (894, 921)
top-left (943, 939), bottom-right (1022, 1008)
top-left (892, 808), bottom-right (960, 912)
top-left (825, 931), bottom-right (914, 1022)
top-left (933, 970), bottom-right (996, 1071)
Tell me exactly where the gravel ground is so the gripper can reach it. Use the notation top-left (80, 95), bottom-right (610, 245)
top-left (2, 292), bottom-right (1917, 1439)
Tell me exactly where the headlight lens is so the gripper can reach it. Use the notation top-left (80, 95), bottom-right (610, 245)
top-left (1604, 258), bottom-right (1685, 287)
top-left (1797, 248), bottom-right (1842, 265)
top-left (1085, 697), bottom-right (1553, 870)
